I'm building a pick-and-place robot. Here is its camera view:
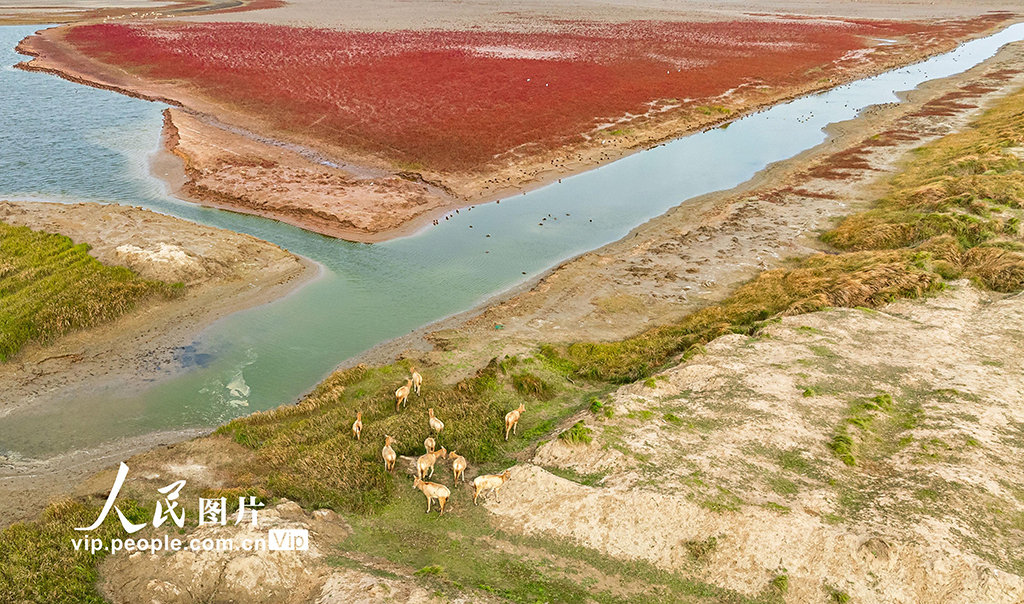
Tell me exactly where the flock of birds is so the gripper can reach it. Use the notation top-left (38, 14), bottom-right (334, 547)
top-left (350, 367), bottom-right (524, 515)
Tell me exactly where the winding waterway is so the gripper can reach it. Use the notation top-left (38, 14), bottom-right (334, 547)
top-left (2, 23), bottom-right (1023, 459)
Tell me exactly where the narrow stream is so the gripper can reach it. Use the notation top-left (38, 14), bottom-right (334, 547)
top-left (2, 23), bottom-right (1023, 459)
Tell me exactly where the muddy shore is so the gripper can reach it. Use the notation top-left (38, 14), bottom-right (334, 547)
top-left (0, 199), bottom-right (316, 525)
top-left (14, 13), bottom-right (1021, 241)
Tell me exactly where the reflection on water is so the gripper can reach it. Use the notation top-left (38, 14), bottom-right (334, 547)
top-left (1, 23), bottom-right (1023, 457)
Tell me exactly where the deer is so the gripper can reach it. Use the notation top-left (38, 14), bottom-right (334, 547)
top-left (413, 476), bottom-right (451, 515)
top-left (428, 408), bottom-right (444, 434)
top-left (448, 450), bottom-right (468, 483)
top-left (411, 367), bottom-right (423, 395)
top-left (504, 403), bottom-right (525, 441)
top-left (381, 435), bottom-right (398, 472)
top-left (351, 411), bottom-right (362, 441)
top-left (395, 378), bottom-right (413, 412)
top-left (416, 446), bottom-right (447, 479)
top-left (473, 469), bottom-right (512, 505)
top-left (424, 437), bottom-right (436, 454)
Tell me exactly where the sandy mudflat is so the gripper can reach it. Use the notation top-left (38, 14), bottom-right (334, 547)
top-left (196, 0), bottom-right (1024, 29)
top-left (162, 109), bottom-right (455, 242)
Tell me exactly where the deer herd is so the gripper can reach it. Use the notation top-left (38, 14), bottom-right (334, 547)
top-left (351, 367), bottom-right (520, 516)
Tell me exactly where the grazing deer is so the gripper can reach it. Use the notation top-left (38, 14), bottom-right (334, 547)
top-left (382, 435), bottom-right (398, 472)
top-left (473, 469), bottom-right (512, 505)
top-left (416, 446), bottom-right (447, 479)
top-left (413, 476), bottom-right (451, 515)
top-left (428, 408), bottom-right (444, 434)
top-left (424, 437), bottom-right (436, 454)
top-left (351, 411), bottom-right (362, 441)
top-left (504, 403), bottom-right (525, 441)
top-left (411, 367), bottom-right (423, 395)
top-left (395, 378), bottom-right (412, 412)
top-left (448, 450), bottom-right (467, 483)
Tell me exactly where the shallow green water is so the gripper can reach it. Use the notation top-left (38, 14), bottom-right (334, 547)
top-left (1, 23), bottom-right (1022, 457)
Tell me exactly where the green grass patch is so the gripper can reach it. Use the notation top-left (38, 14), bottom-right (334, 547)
top-left (0, 223), bottom-right (180, 361)
top-left (0, 499), bottom-right (150, 603)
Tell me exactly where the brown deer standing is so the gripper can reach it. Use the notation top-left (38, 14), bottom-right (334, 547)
top-left (413, 476), bottom-right (451, 515)
top-left (428, 408), bottom-right (444, 435)
top-left (411, 367), bottom-right (423, 395)
top-left (504, 403), bottom-right (525, 441)
top-left (395, 378), bottom-right (412, 412)
top-left (448, 450), bottom-right (468, 483)
top-left (416, 446), bottom-right (447, 479)
top-left (351, 411), bottom-right (362, 441)
top-left (381, 435), bottom-right (398, 472)
top-left (473, 469), bottom-right (512, 505)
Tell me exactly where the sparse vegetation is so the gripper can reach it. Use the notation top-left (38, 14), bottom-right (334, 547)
top-left (695, 105), bottom-right (732, 115)
top-left (556, 250), bottom-right (942, 382)
top-left (826, 585), bottom-right (850, 603)
top-left (544, 466), bottom-right (608, 487)
top-left (339, 492), bottom-right (764, 603)
top-left (0, 223), bottom-right (180, 361)
top-left (559, 421), bottom-right (593, 446)
top-left (768, 572), bottom-right (789, 597)
top-left (683, 536), bottom-right (719, 562)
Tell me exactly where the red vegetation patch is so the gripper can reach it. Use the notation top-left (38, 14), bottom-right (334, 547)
top-left (908, 87), bottom-right (991, 118)
top-left (65, 18), bottom-right (1001, 172)
top-left (806, 147), bottom-right (877, 180)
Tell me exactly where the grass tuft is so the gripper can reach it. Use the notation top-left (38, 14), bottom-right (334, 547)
top-left (559, 421), bottom-right (593, 446)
